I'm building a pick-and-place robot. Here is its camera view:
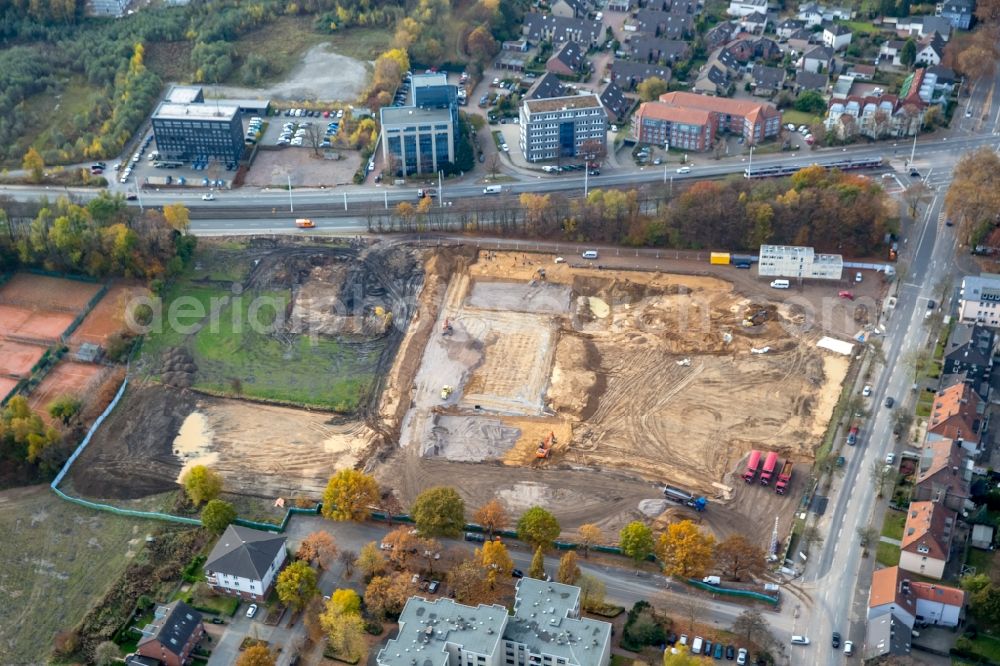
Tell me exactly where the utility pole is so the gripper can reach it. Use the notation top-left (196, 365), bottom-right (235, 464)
top-left (384, 190), bottom-right (388, 209)
top-left (908, 131), bottom-right (918, 167)
top-left (747, 144), bottom-right (754, 179)
top-left (135, 182), bottom-right (144, 212)
top-left (343, 192), bottom-right (348, 211)
top-left (584, 162), bottom-right (589, 197)
top-left (438, 170), bottom-right (443, 208)
top-left (287, 174), bottom-right (294, 213)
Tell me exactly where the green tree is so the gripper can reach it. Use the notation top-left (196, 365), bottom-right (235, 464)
top-left (529, 545), bottom-right (546, 579)
top-left (663, 645), bottom-right (701, 665)
top-left (47, 395), bottom-right (82, 425)
top-left (517, 506), bottom-right (561, 550)
top-left (619, 521), bottom-right (655, 567)
top-left (962, 574), bottom-right (1000, 628)
top-left (276, 560), bottom-right (319, 612)
top-left (181, 465), bottom-right (223, 506)
top-left (22, 147), bottom-right (44, 183)
top-left (411, 486), bottom-right (466, 537)
top-left (793, 90), bottom-right (826, 114)
top-left (557, 551), bottom-right (581, 585)
top-left (356, 541), bottom-right (386, 580)
top-left (94, 640), bottom-right (121, 666)
top-left (322, 469), bottom-right (380, 522)
top-left (637, 76), bottom-right (669, 102)
top-left (900, 38), bottom-right (917, 68)
top-left (201, 499), bottom-right (236, 534)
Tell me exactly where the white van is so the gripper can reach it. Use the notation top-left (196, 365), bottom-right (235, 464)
top-left (702, 576), bottom-right (721, 585)
top-left (483, 185), bottom-right (502, 194)
top-left (582, 250), bottom-right (599, 259)
top-left (691, 637), bottom-right (703, 655)
top-left (770, 279), bottom-right (790, 289)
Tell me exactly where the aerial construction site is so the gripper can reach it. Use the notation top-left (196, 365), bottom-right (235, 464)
top-left (69, 240), bottom-right (854, 549)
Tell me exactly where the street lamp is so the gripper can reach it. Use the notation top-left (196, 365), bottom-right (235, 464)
top-left (287, 174), bottom-right (294, 213)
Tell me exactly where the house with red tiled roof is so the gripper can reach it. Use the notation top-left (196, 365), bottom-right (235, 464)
top-left (913, 435), bottom-right (971, 511)
top-left (928, 382), bottom-right (983, 453)
top-left (898, 501), bottom-right (957, 579)
top-left (868, 566), bottom-right (964, 628)
top-left (633, 102), bottom-right (716, 150)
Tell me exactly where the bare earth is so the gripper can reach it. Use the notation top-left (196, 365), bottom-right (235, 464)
top-left (375, 250), bottom-right (850, 547)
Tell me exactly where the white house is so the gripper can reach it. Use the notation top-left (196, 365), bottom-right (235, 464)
top-left (801, 45), bottom-right (835, 73)
top-left (727, 0), bottom-right (767, 17)
top-left (822, 23), bottom-right (853, 50)
top-left (868, 566), bottom-right (965, 629)
top-left (915, 33), bottom-right (946, 66)
top-left (798, 2), bottom-right (854, 27)
top-left (204, 525), bottom-right (287, 601)
top-left (960, 274), bottom-right (1000, 328)
top-left (757, 245), bottom-right (843, 280)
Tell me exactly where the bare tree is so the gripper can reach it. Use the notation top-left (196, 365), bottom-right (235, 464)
top-left (338, 550), bottom-right (358, 579)
top-left (870, 460), bottom-right (897, 499)
top-left (488, 153), bottom-right (501, 178)
top-left (675, 595), bottom-right (701, 635)
top-left (799, 525), bottom-right (824, 552)
top-left (903, 181), bottom-right (932, 217)
top-left (305, 125), bottom-right (327, 156)
top-left (856, 526), bottom-right (879, 548)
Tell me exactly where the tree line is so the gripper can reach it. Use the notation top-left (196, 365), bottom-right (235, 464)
top-left (368, 166), bottom-right (893, 256)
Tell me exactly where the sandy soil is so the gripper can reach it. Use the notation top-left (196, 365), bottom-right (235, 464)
top-left (0, 340), bottom-right (46, 377)
top-left (212, 43), bottom-right (369, 102)
top-left (0, 273), bottom-right (101, 312)
top-left (0, 377), bottom-right (17, 399)
top-left (244, 147), bottom-right (362, 188)
top-left (69, 283), bottom-right (150, 346)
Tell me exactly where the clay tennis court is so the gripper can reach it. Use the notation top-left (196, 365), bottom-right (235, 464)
top-left (0, 304), bottom-right (76, 342)
top-left (0, 340), bottom-right (47, 377)
top-left (0, 377), bottom-right (18, 399)
top-left (70, 284), bottom-right (150, 346)
top-left (28, 362), bottom-right (103, 414)
top-left (0, 273), bottom-right (101, 312)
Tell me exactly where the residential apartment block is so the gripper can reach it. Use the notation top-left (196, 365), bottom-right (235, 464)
top-left (634, 102), bottom-right (715, 151)
top-left (960, 273), bottom-right (1000, 328)
top-left (378, 579), bottom-right (612, 666)
top-left (381, 74), bottom-right (459, 176)
top-left (936, 0), bottom-right (975, 29)
top-left (652, 92), bottom-right (781, 145)
top-left (757, 244), bottom-right (843, 280)
top-left (519, 94), bottom-right (607, 162)
top-left (913, 435), bottom-right (972, 511)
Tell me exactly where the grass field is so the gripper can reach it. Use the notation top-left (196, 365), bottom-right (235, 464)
top-left (838, 20), bottom-right (883, 35)
top-left (231, 16), bottom-right (391, 85)
top-left (876, 541), bottom-right (901, 567)
top-left (780, 110), bottom-right (824, 127)
top-left (0, 486), bottom-right (146, 664)
top-left (966, 634), bottom-right (1000, 662)
top-left (967, 547), bottom-right (995, 576)
top-left (140, 266), bottom-right (385, 410)
top-left (881, 511), bottom-right (906, 540)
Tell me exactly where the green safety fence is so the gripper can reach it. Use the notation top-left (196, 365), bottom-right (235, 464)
top-left (61, 283), bottom-right (109, 342)
top-left (25, 267), bottom-right (102, 283)
top-left (684, 578), bottom-right (779, 604)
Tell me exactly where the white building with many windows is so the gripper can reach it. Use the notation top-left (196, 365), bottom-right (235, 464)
top-left (960, 274), bottom-right (1000, 328)
top-left (757, 245), bottom-right (843, 280)
top-left (204, 525), bottom-right (287, 601)
top-left (519, 95), bottom-right (607, 162)
top-left (378, 579), bottom-right (611, 666)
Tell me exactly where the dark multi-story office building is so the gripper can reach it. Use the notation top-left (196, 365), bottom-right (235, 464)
top-left (381, 74), bottom-right (458, 176)
top-left (151, 101), bottom-right (244, 163)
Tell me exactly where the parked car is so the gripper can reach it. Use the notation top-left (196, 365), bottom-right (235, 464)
top-left (844, 640), bottom-right (854, 656)
top-left (511, 568), bottom-right (524, 578)
top-left (832, 632), bottom-right (841, 648)
top-left (862, 384), bottom-right (872, 397)
top-left (428, 580), bottom-right (441, 594)
top-left (246, 604), bottom-right (258, 618)
top-left (201, 193), bottom-right (215, 201)
top-left (464, 532), bottom-right (486, 542)
top-left (714, 642), bottom-right (724, 659)
top-left (886, 452), bottom-right (896, 465)
top-left (847, 426), bottom-right (858, 446)
top-left (725, 645), bottom-right (735, 660)
top-left (884, 396), bottom-right (894, 408)
top-left (736, 648), bottom-right (748, 665)
top-left (790, 635), bottom-right (810, 645)
top-left (211, 617), bottom-right (225, 624)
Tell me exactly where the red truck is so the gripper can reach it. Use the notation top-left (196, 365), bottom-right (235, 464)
top-left (742, 450), bottom-right (762, 483)
top-left (775, 461), bottom-right (793, 495)
top-left (760, 451), bottom-right (779, 485)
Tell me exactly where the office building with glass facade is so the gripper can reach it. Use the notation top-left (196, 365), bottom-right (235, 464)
top-left (518, 94), bottom-right (607, 162)
top-left (151, 102), bottom-right (244, 163)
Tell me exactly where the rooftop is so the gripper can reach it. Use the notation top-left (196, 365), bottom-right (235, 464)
top-left (153, 101), bottom-right (238, 122)
top-left (378, 597), bottom-right (508, 666)
top-left (900, 500), bottom-right (956, 560)
top-left (928, 381), bottom-right (980, 440)
top-left (507, 578), bottom-right (611, 666)
top-left (166, 85), bottom-right (204, 104)
top-left (524, 94), bottom-right (603, 114)
top-left (656, 91), bottom-right (779, 123)
top-left (870, 566), bottom-right (965, 610)
top-left (205, 525), bottom-right (286, 581)
top-left (381, 106), bottom-right (454, 125)
top-left (138, 601), bottom-right (202, 656)
top-left (638, 101), bottom-right (713, 126)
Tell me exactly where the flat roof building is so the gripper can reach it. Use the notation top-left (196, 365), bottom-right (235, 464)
top-left (519, 94), bottom-right (607, 163)
top-left (380, 73), bottom-right (459, 176)
top-left (757, 244), bottom-right (843, 280)
top-left (378, 579), bottom-right (611, 666)
top-left (960, 274), bottom-right (1000, 328)
top-left (151, 101), bottom-right (244, 164)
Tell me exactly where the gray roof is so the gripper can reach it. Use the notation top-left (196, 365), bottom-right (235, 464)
top-left (628, 36), bottom-right (690, 63)
top-left (524, 14), bottom-right (604, 44)
top-left (381, 105), bottom-right (453, 127)
top-left (946, 323), bottom-right (994, 367)
top-left (919, 16), bottom-right (953, 37)
top-left (962, 274), bottom-right (1000, 302)
top-left (526, 73), bottom-right (567, 100)
top-left (864, 614), bottom-right (911, 660)
top-left (153, 101), bottom-right (238, 122)
top-left (551, 41), bottom-right (587, 71)
top-left (378, 597), bottom-right (508, 666)
top-left (138, 600), bottom-right (202, 656)
top-left (611, 61), bottom-right (672, 89)
top-left (205, 525), bottom-right (286, 581)
top-left (600, 81), bottom-right (630, 119)
top-left (795, 71), bottom-right (828, 90)
top-left (927, 65), bottom-right (956, 83)
top-left (506, 578), bottom-right (612, 666)
top-left (634, 9), bottom-right (692, 39)
top-left (752, 64), bottom-right (785, 89)
top-left (804, 44), bottom-right (835, 61)
top-left (824, 22), bottom-right (851, 36)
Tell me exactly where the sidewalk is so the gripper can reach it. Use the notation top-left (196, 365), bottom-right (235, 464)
top-left (879, 536), bottom-right (901, 546)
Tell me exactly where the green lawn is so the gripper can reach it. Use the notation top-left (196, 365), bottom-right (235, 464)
top-left (881, 511), bottom-right (907, 540)
top-left (138, 283), bottom-right (231, 359)
top-left (966, 634), bottom-right (1000, 662)
top-left (0, 487), bottom-right (148, 664)
top-left (838, 20), bottom-right (883, 35)
top-left (876, 542), bottom-right (901, 566)
top-left (967, 547), bottom-right (996, 575)
top-left (780, 109), bottom-right (823, 127)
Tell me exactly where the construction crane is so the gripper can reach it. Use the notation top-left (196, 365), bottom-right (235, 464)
top-left (536, 432), bottom-right (557, 459)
